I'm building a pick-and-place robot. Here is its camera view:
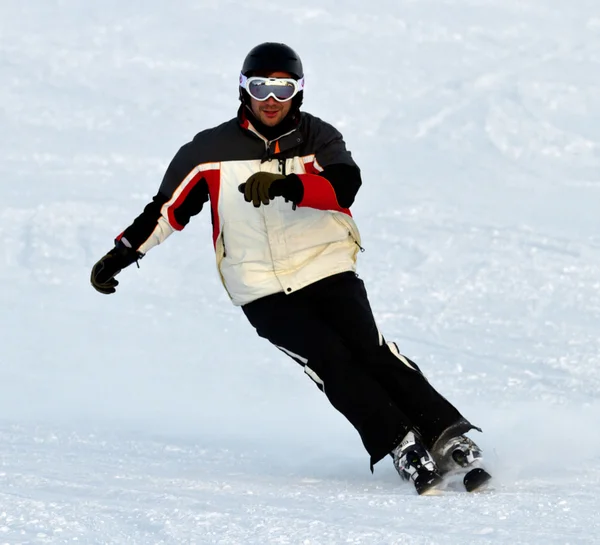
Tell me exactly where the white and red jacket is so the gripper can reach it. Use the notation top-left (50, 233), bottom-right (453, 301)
top-left (118, 109), bottom-right (363, 306)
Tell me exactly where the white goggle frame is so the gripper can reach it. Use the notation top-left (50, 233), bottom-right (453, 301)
top-left (239, 74), bottom-right (305, 102)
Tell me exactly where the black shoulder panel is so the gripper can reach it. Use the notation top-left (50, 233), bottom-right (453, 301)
top-left (296, 113), bottom-right (358, 169)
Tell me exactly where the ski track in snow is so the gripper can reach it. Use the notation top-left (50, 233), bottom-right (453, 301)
top-left (1, 0), bottom-right (600, 543)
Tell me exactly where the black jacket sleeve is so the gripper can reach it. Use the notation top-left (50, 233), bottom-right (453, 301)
top-left (118, 140), bottom-right (209, 253)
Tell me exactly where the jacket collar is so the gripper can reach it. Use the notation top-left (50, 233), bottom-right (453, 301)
top-left (237, 106), bottom-right (304, 159)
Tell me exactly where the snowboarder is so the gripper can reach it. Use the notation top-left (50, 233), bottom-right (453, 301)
top-left (90, 42), bottom-right (489, 495)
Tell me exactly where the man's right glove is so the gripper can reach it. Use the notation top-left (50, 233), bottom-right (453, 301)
top-left (90, 242), bottom-right (142, 295)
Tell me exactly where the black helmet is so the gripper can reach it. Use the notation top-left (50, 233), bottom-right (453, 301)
top-left (241, 42), bottom-right (303, 79)
top-left (239, 43), bottom-right (304, 112)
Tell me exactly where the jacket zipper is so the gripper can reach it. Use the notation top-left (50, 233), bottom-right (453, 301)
top-left (333, 216), bottom-right (365, 252)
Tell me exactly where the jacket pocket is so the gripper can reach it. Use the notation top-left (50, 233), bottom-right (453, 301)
top-left (333, 214), bottom-right (364, 253)
top-left (214, 231), bottom-right (234, 300)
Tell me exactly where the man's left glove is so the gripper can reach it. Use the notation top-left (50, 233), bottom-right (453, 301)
top-left (90, 242), bottom-right (142, 295)
top-left (238, 172), bottom-right (287, 207)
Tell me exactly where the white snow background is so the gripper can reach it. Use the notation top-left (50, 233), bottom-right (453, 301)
top-left (1, 1), bottom-right (600, 543)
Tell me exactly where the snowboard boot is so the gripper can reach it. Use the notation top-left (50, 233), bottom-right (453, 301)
top-left (430, 421), bottom-right (492, 493)
top-left (392, 431), bottom-right (443, 495)
top-left (435, 434), bottom-right (484, 474)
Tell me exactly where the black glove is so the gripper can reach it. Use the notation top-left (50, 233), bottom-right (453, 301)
top-left (90, 242), bottom-right (142, 295)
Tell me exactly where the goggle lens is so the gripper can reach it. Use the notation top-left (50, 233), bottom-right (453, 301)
top-left (240, 75), bottom-right (304, 102)
top-left (249, 79), bottom-right (296, 101)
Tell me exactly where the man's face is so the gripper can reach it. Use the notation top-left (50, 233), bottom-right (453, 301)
top-left (249, 71), bottom-right (293, 127)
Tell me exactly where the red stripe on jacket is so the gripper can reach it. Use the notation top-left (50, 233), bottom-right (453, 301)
top-left (297, 173), bottom-right (351, 216)
top-left (166, 172), bottom-right (205, 231)
top-left (166, 168), bottom-right (220, 247)
top-left (203, 169), bottom-right (221, 247)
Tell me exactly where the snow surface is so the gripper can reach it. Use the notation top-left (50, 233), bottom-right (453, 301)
top-left (2, 0), bottom-right (600, 543)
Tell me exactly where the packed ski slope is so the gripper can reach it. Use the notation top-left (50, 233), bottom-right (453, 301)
top-left (2, 0), bottom-right (600, 543)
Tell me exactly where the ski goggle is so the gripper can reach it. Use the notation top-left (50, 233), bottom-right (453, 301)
top-left (239, 74), bottom-right (304, 102)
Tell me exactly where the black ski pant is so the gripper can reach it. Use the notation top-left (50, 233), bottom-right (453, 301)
top-left (242, 271), bottom-right (468, 468)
